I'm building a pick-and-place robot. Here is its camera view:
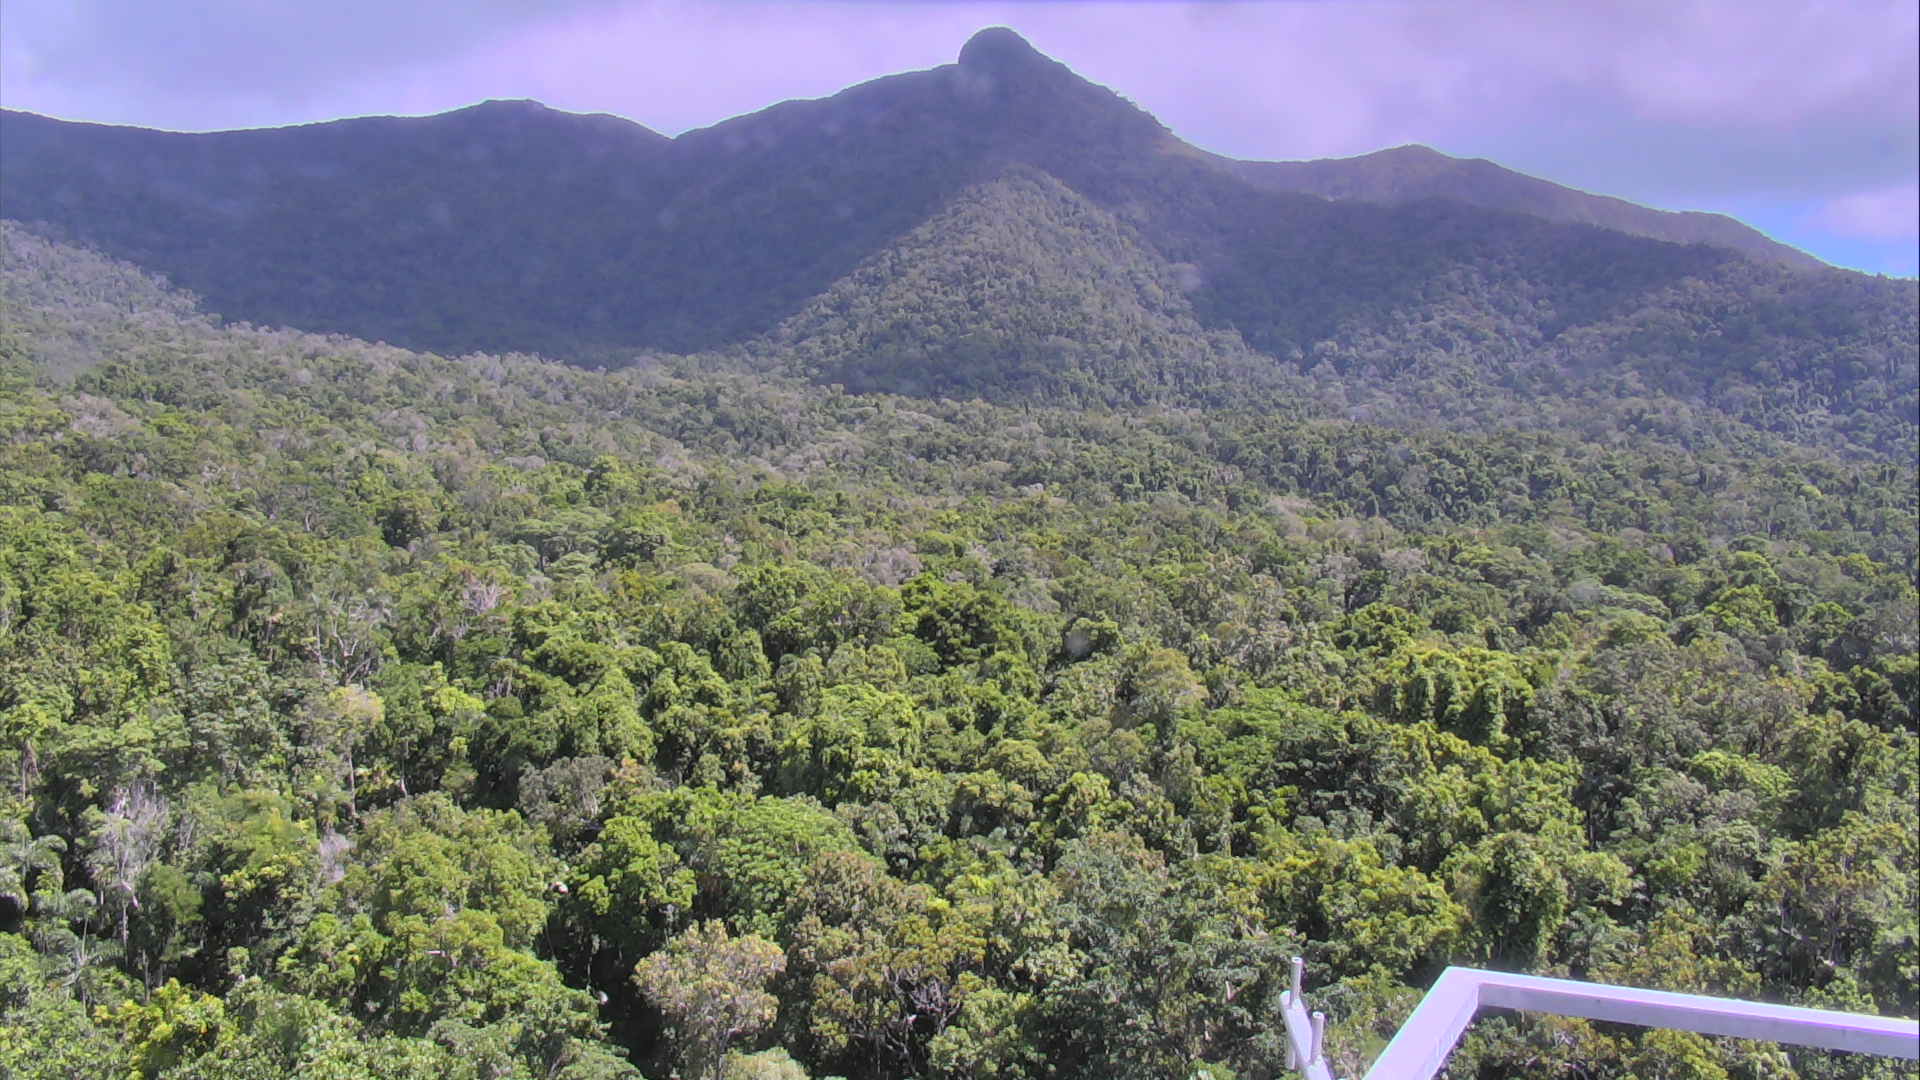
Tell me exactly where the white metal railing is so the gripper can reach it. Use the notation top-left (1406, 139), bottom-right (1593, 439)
top-left (1277, 958), bottom-right (1920, 1080)
top-left (1279, 957), bottom-right (1337, 1080)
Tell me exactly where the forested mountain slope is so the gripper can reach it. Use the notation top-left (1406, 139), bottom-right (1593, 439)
top-left (1227, 144), bottom-right (1824, 269)
top-left (766, 167), bottom-right (1266, 404)
top-left (2, 217), bottom-right (1916, 1079)
top-left (761, 159), bottom-right (1916, 456)
top-left (0, 100), bottom-right (677, 355)
top-left (4, 29), bottom-right (1913, 460)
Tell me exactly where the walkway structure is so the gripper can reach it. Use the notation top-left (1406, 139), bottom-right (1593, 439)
top-left (1277, 957), bottom-right (1920, 1079)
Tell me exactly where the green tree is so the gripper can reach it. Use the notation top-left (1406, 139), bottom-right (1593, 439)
top-left (0, 819), bottom-right (66, 929)
top-left (635, 920), bottom-right (786, 1080)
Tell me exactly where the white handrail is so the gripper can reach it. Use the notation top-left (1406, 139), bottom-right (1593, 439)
top-left (1275, 959), bottom-right (1920, 1080)
top-left (1362, 966), bottom-right (1920, 1080)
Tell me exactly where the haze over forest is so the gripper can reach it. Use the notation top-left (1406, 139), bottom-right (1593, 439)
top-left (0, 26), bottom-right (1915, 1080)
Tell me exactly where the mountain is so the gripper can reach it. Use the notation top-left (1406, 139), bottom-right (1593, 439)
top-left (768, 167), bottom-right (1266, 404)
top-left (0, 100), bottom-right (679, 354)
top-left (0, 28), bottom-right (1174, 357)
top-left (1227, 144), bottom-right (1824, 270)
top-left (2, 28), bottom-right (1914, 455)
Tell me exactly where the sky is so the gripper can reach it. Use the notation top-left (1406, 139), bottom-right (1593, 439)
top-left (3, 1), bottom-right (1915, 277)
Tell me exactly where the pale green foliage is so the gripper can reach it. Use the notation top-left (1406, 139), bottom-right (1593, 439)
top-left (636, 920), bottom-right (786, 1080)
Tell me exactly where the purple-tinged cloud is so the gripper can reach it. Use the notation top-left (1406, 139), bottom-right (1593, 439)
top-left (1818, 184), bottom-right (1920, 241)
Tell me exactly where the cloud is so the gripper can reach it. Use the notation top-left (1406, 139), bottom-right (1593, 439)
top-left (1816, 183), bottom-right (1920, 241)
top-left (1086, 0), bottom-right (1918, 209)
top-left (1, 0), bottom-right (621, 127)
top-left (408, 1), bottom-right (997, 134)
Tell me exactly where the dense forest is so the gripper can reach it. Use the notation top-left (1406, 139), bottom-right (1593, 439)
top-left (1, 194), bottom-right (1916, 1080)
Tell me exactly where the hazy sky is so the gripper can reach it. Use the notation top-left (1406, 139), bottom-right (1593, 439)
top-left (4, 1), bottom-right (1914, 276)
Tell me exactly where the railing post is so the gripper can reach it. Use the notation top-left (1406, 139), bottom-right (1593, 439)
top-left (1280, 956), bottom-right (1338, 1080)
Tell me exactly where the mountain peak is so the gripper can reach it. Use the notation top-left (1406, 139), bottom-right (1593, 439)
top-left (959, 27), bottom-right (1046, 71)
top-left (1372, 144), bottom-right (1448, 161)
top-left (944, 26), bottom-right (1166, 147)
top-left (468, 98), bottom-right (549, 112)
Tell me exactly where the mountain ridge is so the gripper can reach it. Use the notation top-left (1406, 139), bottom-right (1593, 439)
top-left (1, 27), bottom-right (1911, 458)
top-left (1226, 143), bottom-right (1823, 270)
top-left (0, 29), bottom-right (1841, 352)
